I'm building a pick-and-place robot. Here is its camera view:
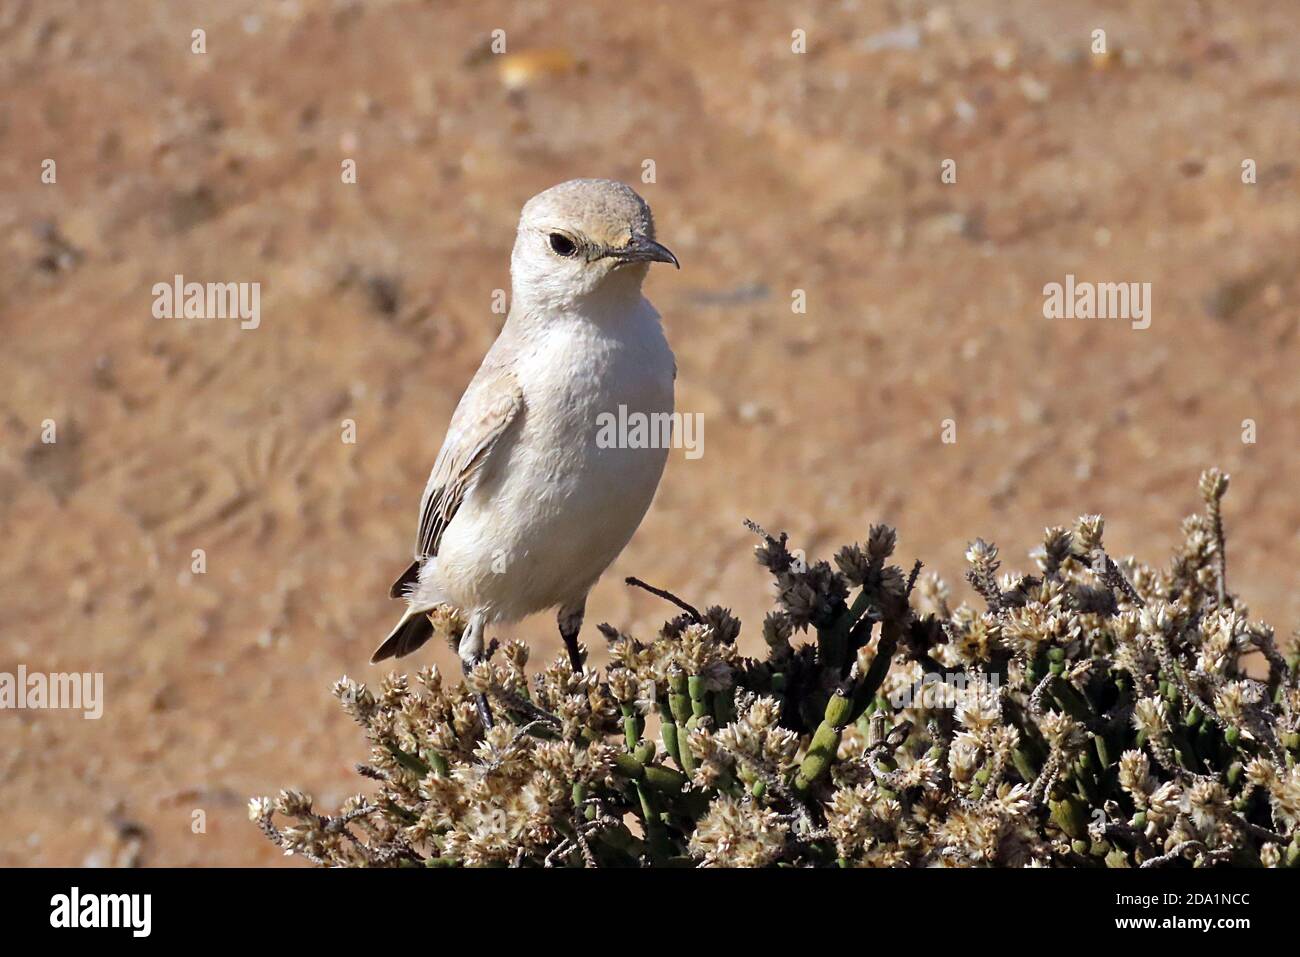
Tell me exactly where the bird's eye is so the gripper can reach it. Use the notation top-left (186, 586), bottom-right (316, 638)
top-left (548, 233), bottom-right (578, 257)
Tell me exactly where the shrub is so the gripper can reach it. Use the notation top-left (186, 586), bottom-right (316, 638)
top-left (251, 470), bottom-right (1300, 867)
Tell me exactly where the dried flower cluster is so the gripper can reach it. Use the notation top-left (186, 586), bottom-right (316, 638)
top-left (253, 471), bottom-right (1300, 867)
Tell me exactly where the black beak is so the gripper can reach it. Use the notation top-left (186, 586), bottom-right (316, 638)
top-left (609, 235), bottom-right (680, 269)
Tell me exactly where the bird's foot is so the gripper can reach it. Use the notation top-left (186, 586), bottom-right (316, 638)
top-left (561, 633), bottom-right (584, 673)
top-left (461, 658), bottom-right (494, 730)
top-left (474, 692), bottom-right (494, 731)
top-left (557, 601), bottom-right (587, 675)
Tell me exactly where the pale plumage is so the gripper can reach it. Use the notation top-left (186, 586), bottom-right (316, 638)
top-left (372, 180), bottom-right (679, 716)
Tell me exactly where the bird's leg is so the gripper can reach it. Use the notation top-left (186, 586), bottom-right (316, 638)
top-left (557, 599), bottom-right (587, 673)
top-left (463, 662), bottom-right (494, 731)
top-left (458, 612), bottom-right (494, 730)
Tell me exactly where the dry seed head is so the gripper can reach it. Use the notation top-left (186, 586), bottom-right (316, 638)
top-left (1074, 514), bottom-right (1105, 551)
top-left (607, 667), bottom-right (639, 704)
top-left (879, 564), bottom-right (908, 600)
top-left (1132, 696), bottom-right (1169, 738)
top-left (689, 795), bottom-right (790, 868)
top-left (1038, 526), bottom-right (1074, 571)
top-left (834, 543), bottom-right (872, 586)
top-left (702, 605), bottom-right (742, 644)
top-left (762, 610), bottom-right (793, 648)
top-left (917, 571), bottom-right (951, 615)
top-left (1199, 467), bottom-right (1230, 505)
top-left (965, 538), bottom-right (999, 569)
top-left (867, 523), bottom-right (897, 562)
top-left (276, 789), bottom-right (313, 817)
top-left (1118, 750), bottom-right (1155, 799)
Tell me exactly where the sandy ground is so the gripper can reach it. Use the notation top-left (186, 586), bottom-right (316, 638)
top-left (1, 0), bottom-right (1297, 866)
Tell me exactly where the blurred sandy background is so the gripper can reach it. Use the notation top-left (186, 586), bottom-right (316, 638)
top-left (1, 0), bottom-right (1297, 865)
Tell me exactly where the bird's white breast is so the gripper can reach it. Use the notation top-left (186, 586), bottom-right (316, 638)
top-left (429, 298), bottom-right (675, 621)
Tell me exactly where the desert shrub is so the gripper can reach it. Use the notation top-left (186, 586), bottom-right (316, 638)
top-left (251, 470), bottom-right (1300, 867)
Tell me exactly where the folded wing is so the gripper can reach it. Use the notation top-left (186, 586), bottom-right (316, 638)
top-left (388, 363), bottom-right (523, 599)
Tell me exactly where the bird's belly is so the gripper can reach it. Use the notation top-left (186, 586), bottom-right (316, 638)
top-left (429, 340), bottom-right (673, 622)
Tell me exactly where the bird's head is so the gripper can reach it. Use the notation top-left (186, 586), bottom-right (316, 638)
top-left (510, 179), bottom-right (679, 310)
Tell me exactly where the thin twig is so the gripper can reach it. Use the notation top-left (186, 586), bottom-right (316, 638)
top-left (905, 559), bottom-right (923, 597)
top-left (1209, 505), bottom-right (1228, 607)
top-left (1028, 673), bottom-right (1054, 717)
top-left (544, 837), bottom-right (575, 868)
top-left (494, 688), bottom-right (562, 727)
top-left (1030, 748), bottom-right (1063, 805)
top-left (1139, 839), bottom-right (1231, 868)
top-left (1094, 550), bottom-right (1146, 608)
top-left (625, 576), bottom-right (703, 622)
top-left (573, 818), bottom-right (599, 868)
top-left (1230, 813), bottom-right (1289, 845)
top-left (1097, 821), bottom-right (1155, 857)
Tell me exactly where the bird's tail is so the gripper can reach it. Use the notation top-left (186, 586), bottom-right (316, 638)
top-left (388, 559), bottom-right (420, 599)
top-left (370, 607), bottom-right (435, 664)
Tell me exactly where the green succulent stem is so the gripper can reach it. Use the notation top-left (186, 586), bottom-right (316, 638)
top-left (385, 743), bottom-right (431, 777)
top-left (687, 675), bottom-right (709, 719)
top-left (668, 672), bottom-right (698, 775)
top-left (713, 683), bottom-right (736, 726)
top-left (850, 621), bottom-right (901, 721)
top-left (822, 588), bottom-right (875, 672)
top-left (793, 692), bottom-right (853, 794)
top-left (658, 698), bottom-right (683, 767)
top-left (614, 752), bottom-right (687, 795)
top-left (1049, 795), bottom-right (1089, 841)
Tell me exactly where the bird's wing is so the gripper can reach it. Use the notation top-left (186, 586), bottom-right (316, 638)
top-left (388, 361), bottom-right (523, 600)
top-left (387, 363), bottom-right (522, 603)
top-left (416, 363), bottom-right (523, 559)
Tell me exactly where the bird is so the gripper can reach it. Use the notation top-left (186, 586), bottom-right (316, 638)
top-left (371, 179), bottom-right (679, 723)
